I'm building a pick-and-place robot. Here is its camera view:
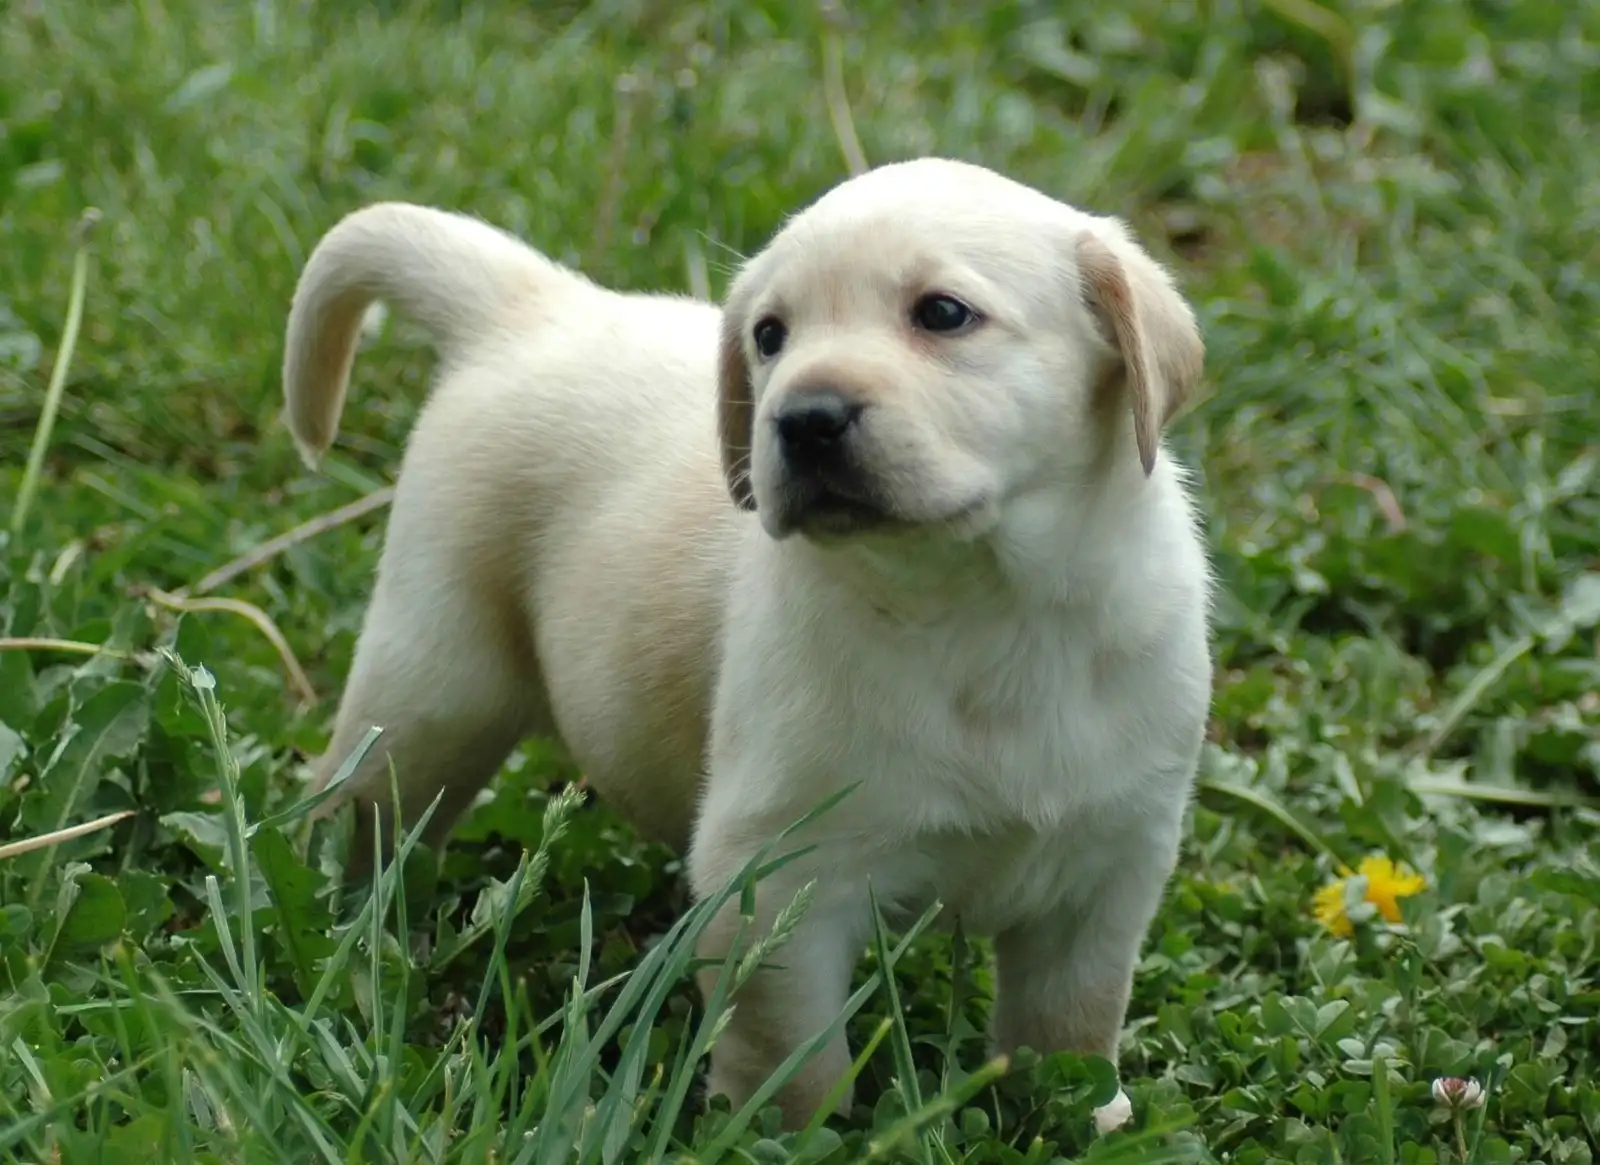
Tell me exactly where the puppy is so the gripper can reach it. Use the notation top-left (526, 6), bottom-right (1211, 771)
top-left (281, 157), bottom-right (1213, 1130)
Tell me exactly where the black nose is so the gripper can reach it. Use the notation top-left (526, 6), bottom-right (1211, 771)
top-left (774, 390), bottom-right (863, 465)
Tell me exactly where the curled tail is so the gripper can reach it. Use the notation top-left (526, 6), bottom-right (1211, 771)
top-left (282, 202), bottom-right (568, 468)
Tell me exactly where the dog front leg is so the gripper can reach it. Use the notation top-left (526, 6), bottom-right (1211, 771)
top-left (691, 853), bottom-right (866, 1131)
top-left (990, 836), bottom-right (1178, 1131)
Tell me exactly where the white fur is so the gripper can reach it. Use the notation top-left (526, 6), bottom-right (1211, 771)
top-left (1094, 1088), bottom-right (1135, 1135)
top-left (280, 158), bottom-right (1214, 1130)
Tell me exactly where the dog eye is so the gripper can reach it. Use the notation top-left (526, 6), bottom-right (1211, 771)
top-left (752, 317), bottom-right (787, 360)
top-left (912, 294), bottom-right (978, 334)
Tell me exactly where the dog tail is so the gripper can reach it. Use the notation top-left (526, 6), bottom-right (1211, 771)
top-left (282, 202), bottom-right (566, 468)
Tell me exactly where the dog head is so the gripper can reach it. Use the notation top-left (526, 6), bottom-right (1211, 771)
top-left (716, 157), bottom-right (1204, 542)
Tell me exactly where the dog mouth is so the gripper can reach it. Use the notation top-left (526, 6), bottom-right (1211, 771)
top-left (797, 493), bottom-right (900, 537)
top-left (761, 477), bottom-right (895, 540)
top-left (765, 482), bottom-right (985, 543)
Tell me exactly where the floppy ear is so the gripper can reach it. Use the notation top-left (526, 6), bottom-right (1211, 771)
top-left (716, 301), bottom-right (758, 511)
top-left (1075, 228), bottom-right (1205, 476)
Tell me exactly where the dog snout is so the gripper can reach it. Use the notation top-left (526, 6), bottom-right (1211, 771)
top-left (774, 389), bottom-right (864, 469)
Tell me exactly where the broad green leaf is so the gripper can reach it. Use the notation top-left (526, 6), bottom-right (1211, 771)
top-left (252, 824), bottom-right (336, 995)
top-left (161, 809), bottom-right (230, 871)
top-left (116, 870), bottom-right (175, 941)
top-left (51, 867), bottom-right (125, 955)
top-left (0, 904), bottom-right (32, 948)
top-left (20, 678), bottom-right (147, 845)
top-left (0, 720), bottom-right (22, 786)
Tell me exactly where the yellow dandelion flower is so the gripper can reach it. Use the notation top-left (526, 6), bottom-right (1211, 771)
top-left (1312, 856), bottom-right (1426, 937)
top-left (1312, 880), bottom-right (1356, 937)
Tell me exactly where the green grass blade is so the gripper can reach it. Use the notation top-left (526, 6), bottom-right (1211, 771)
top-left (10, 210), bottom-right (97, 537)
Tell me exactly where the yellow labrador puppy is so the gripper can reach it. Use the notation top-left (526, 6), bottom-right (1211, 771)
top-left (282, 157), bottom-right (1212, 1131)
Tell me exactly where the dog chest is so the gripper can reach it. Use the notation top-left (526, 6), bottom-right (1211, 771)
top-left (700, 532), bottom-right (1209, 916)
top-left (840, 607), bottom-right (1197, 831)
top-left (869, 815), bottom-right (1130, 937)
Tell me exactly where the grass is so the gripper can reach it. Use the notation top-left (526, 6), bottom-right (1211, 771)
top-left (2, 0), bottom-right (1598, 1160)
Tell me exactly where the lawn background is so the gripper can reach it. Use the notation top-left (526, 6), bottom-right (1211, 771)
top-left (1, 1), bottom-right (1598, 1162)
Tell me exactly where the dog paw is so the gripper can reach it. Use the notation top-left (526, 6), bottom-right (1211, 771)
top-left (1091, 1087), bottom-right (1133, 1135)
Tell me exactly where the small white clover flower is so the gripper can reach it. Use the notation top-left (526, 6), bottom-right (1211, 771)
top-left (1431, 1076), bottom-right (1486, 1110)
top-left (1092, 1087), bottom-right (1133, 1134)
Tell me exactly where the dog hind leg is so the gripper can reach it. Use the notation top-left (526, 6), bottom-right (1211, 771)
top-left (308, 518), bottom-right (541, 877)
